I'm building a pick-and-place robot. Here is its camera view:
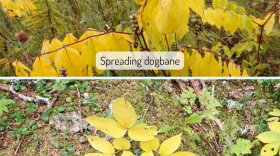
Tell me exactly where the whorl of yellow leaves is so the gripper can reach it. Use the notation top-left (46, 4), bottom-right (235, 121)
top-left (0, 0), bottom-right (36, 18)
top-left (84, 98), bottom-right (197, 156)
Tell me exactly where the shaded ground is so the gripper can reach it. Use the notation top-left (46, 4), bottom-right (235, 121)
top-left (0, 79), bottom-right (279, 156)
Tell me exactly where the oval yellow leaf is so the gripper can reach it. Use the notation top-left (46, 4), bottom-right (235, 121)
top-left (41, 39), bottom-right (51, 64)
top-left (168, 152), bottom-right (197, 156)
top-left (55, 47), bottom-right (87, 76)
top-left (82, 38), bottom-right (106, 75)
top-left (49, 38), bottom-right (63, 62)
top-left (122, 151), bottom-right (134, 156)
top-left (140, 137), bottom-right (159, 152)
top-left (112, 98), bottom-right (137, 128)
top-left (128, 124), bottom-right (154, 141)
top-left (257, 131), bottom-right (280, 143)
top-left (85, 116), bottom-right (126, 138)
top-left (260, 142), bottom-right (280, 156)
top-left (269, 109), bottom-right (280, 117)
top-left (63, 33), bottom-right (80, 52)
top-left (30, 57), bottom-right (57, 77)
top-left (140, 151), bottom-right (154, 156)
top-left (85, 136), bottom-right (115, 155)
top-left (12, 61), bottom-right (31, 77)
top-left (269, 122), bottom-right (280, 133)
top-left (113, 138), bottom-right (131, 150)
top-left (159, 133), bottom-right (182, 155)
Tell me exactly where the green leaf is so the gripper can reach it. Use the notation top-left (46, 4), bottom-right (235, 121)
top-left (180, 87), bottom-right (197, 105)
top-left (182, 113), bottom-right (203, 125)
top-left (66, 107), bottom-right (73, 112)
top-left (228, 139), bottom-right (253, 155)
top-left (158, 125), bottom-right (178, 133)
top-left (0, 99), bottom-right (15, 114)
top-left (65, 116), bottom-right (72, 121)
top-left (57, 107), bottom-right (64, 112)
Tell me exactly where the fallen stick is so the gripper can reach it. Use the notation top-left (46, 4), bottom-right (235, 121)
top-left (48, 90), bottom-right (61, 109)
top-left (0, 84), bottom-right (51, 108)
top-left (77, 89), bottom-right (83, 133)
top-left (14, 135), bottom-right (25, 155)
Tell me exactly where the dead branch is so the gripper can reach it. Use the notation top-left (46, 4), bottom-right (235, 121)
top-left (14, 135), bottom-right (25, 155)
top-left (0, 84), bottom-right (51, 107)
top-left (48, 90), bottom-right (61, 109)
top-left (77, 89), bottom-right (83, 133)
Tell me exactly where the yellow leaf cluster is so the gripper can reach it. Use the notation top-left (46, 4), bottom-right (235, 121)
top-left (140, 133), bottom-right (196, 156)
top-left (13, 30), bottom-right (133, 77)
top-left (170, 48), bottom-right (249, 77)
top-left (85, 98), bottom-right (155, 141)
top-left (0, 0), bottom-right (36, 18)
top-left (84, 98), bottom-right (197, 156)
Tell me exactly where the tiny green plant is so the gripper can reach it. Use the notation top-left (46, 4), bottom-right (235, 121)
top-left (0, 98), bottom-right (15, 115)
top-left (84, 98), bottom-right (197, 156)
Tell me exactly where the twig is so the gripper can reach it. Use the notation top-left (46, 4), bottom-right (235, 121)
top-left (77, 89), bottom-right (83, 133)
top-left (141, 97), bottom-right (154, 123)
top-left (199, 80), bottom-right (208, 91)
top-left (0, 84), bottom-right (51, 107)
top-left (14, 135), bottom-right (25, 155)
top-left (48, 90), bottom-right (61, 109)
top-left (175, 80), bottom-right (186, 92)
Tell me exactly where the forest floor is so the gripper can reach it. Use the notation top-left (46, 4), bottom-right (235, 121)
top-left (0, 79), bottom-right (279, 156)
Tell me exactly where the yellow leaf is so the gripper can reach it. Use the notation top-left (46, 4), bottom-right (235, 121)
top-left (231, 66), bottom-right (241, 77)
top-left (269, 109), bottom-right (280, 117)
top-left (85, 154), bottom-right (111, 156)
top-left (222, 62), bottom-right (229, 77)
top-left (170, 48), bottom-right (189, 77)
top-left (260, 142), bottom-right (280, 156)
top-left (167, 152), bottom-right (197, 156)
top-left (146, 126), bottom-right (157, 135)
top-left (155, 1), bottom-right (179, 34)
top-left (82, 38), bottom-right (106, 75)
top-left (40, 39), bottom-right (51, 64)
top-left (257, 131), bottom-right (280, 143)
top-left (30, 57), bottom-right (57, 77)
top-left (188, 49), bottom-right (201, 76)
top-left (269, 122), bottom-right (280, 133)
top-left (113, 138), bottom-right (131, 150)
top-left (174, 2), bottom-right (190, 41)
top-left (55, 47), bottom-right (87, 76)
top-left (122, 151), bottom-right (134, 156)
top-left (12, 61), bottom-right (31, 77)
top-left (85, 116), bottom-right (126, 138)
top-left (63, 33), bottom-right (80, 52)
top-left (99, 33), bottom-right (131, 51)
top-left (159, 133), bottom-right (182, 155)
top-left (113, 98), bottom-right (137, 128)
top-left (196, 54), bottom-right (222, 76)
top-left (140, 151), bottom-right (154, 156)
top-left (140, 137), bottom-right (159, 152)
top-left (242, 68), bottom-right (249, 77)
top-left (264, 13), bottom-right (275, 35)
top-left (78, 29), bottom-right (103, 51)
top-left (183, 0), bottom-right (204, 18)
top-left (228, 61), bottom-right (236, 76)
top-left (49, 38), bottom-right (63, 62)
top-left (128, 124), bottom-right (154, 141)
top-left (86, 136), bottom-right (115, 155)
